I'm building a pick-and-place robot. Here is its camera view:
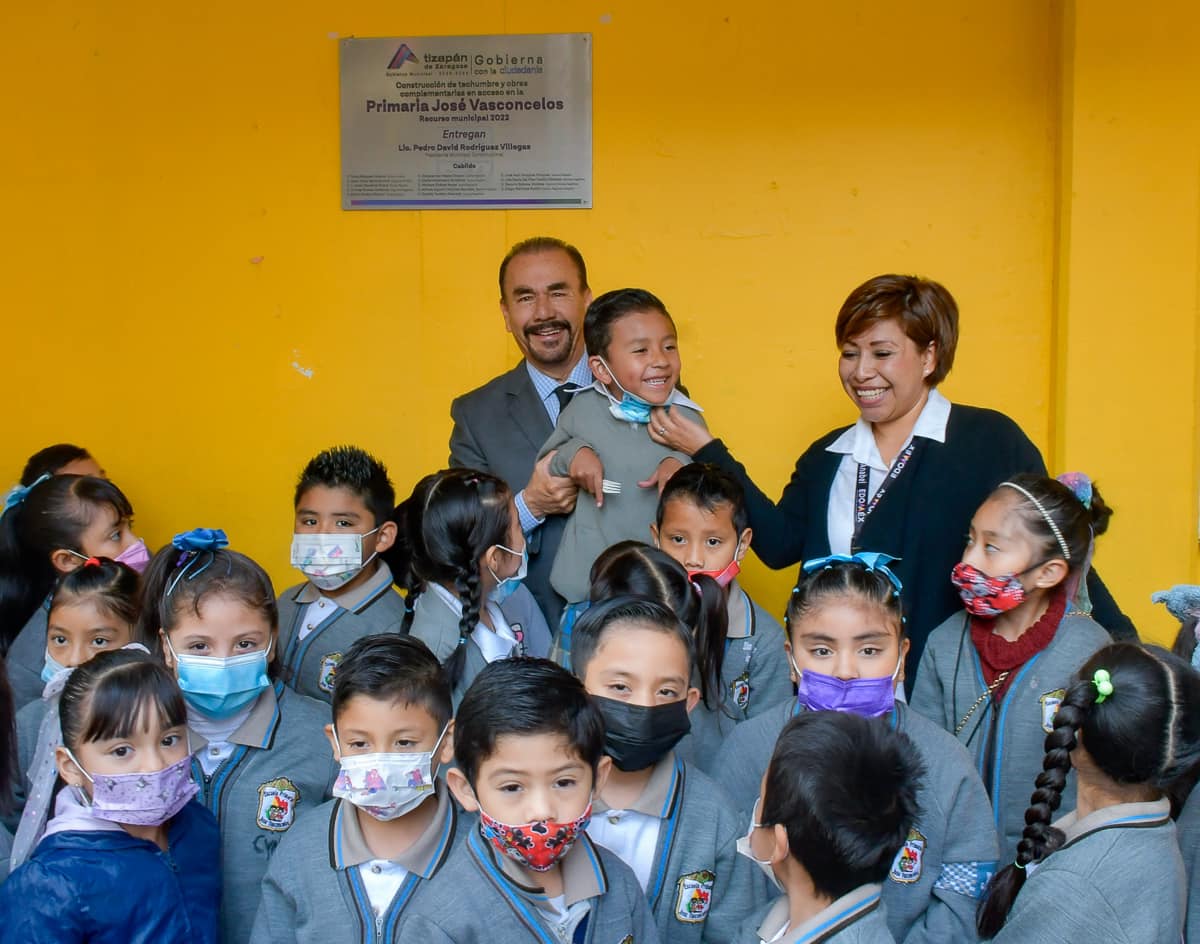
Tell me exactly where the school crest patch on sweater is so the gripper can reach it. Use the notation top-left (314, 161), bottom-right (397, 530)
top-left (256, 777), bottom-right (299, 831)
top-left (890, 828), bottom-right (926, 883)
top-left (1039, 689), bottom-right (1065, 734)
top-left (319, 652), bottom-right (343, 693)
top-left (674, 869), bottom-right (715, 922)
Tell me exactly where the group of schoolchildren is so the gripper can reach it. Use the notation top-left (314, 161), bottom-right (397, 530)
top-left (0, 286), bottom-right (1197, 944)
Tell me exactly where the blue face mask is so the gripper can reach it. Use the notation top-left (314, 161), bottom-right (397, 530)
top-left (488, 544), bottom-right (528, 606)
top-left (40, 649), bottom-right (68, 685)
top-left (165, 636), bottom-right (272, 718)
top-left (596, 359), bottom-right (660, 425)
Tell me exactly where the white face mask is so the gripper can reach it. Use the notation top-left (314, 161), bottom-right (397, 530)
top-left (331, 725), bottom-right (447, 821)
top-left (735, 799), bottom-right (784, 894)
top-left (291, 529), bottom-right (379, 591)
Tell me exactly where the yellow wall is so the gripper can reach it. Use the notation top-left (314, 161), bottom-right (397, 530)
top-left (2, 1), bottom-right (1196, 644)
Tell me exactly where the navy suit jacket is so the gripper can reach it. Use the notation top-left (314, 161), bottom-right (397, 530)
top-left (449, 361), bottom-right (566, 624)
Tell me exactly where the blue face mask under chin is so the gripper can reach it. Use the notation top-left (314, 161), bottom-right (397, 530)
top-left (165, 637), bottom-right (273, 718)
top-left (488, 544), bottom-right (529, 606)
top-left (596, 358), bottom-right (664, 425)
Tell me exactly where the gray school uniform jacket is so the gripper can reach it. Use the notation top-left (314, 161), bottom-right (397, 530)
top-left (537, 386), bottom-right (705, 603)
top-left (189, 682), bottom-right (339, 944)
top-left (681, 584), bottom-right (794, 774)
top-left (7, 697), bottom-right (49, 829)
top-left (400, 827), bottom-right (661, 944)
top-left (735, 885), bottom-right (896, 944)
top-left (592, 751), bottom-right (762, 943)
top-left (713, 700), bottom-right (998, 944)
top-left (252, 782), bottom-right (462, 943)
top-left (992, 799), bottom-right (1185, 943)
top-left (908, 611), bottom-right (1109, 856)
top-left (6, 604), bottom-right (48, 711)
top-left (276, 563), bottom-right (408, 703)
top-left (1177, 786), bottom-right (1199, 943)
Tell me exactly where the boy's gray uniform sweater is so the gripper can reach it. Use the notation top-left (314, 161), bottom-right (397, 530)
top-left (991, 799), bottom-right (1184, 943)
top-left (251, 783), bottom-right (461, 943)
top-left (713, 700), bottom-right (998, 944)
top-left (189, 682), bottom-right (339, 944)
top-left (592, 751), bottom-right (763, 943)
top-left (276, 563), bottom-right (407, 703)
top-left (909, 611), bottom-right (1109, 856)
top-left (400, 827), bottom-right (661, 944)
top-left (734, 885), bottom-right (896, 943)
top-left (1176, 785), bottom-right (1200, 943)
top-left (538, 386), bottom-right (704, 603)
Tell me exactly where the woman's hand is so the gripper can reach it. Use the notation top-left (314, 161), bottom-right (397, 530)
top-left (647, 407), bottom-right (714, 456)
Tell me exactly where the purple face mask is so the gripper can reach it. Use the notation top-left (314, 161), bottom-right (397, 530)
top-left (67, 752), bottom-right (198, 827)
top-left (794, 657), bottom-right (901, 718)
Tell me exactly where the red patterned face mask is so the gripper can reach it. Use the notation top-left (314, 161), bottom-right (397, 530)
top-left (478, 801), bottom-right (592, 872)
top-left (951, 561), bottom-right (1029, 617)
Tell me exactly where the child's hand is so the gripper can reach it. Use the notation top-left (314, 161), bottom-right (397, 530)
top-left (638, 456), bottom-right (683, 495)
top-left (569, 448), bottom-right (606, 508)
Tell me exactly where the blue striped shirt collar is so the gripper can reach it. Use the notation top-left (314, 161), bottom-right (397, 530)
top-left (525, 357), bottom-right (594, 423)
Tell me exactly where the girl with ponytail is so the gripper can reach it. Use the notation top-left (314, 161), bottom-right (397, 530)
top-left (910, 471), bottom-right (1116, 856)
top-left (584, 541), bottom-right (732, 771)
top-left (392, 469), bottom-right (542, 705)
top-left (977, 642), bottom-right (1200, 941)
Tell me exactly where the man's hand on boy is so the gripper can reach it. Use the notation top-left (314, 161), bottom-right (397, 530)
top-left (647, 407), bottom-right (714, 456)
top-left (524, 451), bottom-right (580, 518)
top-left (638, 456), bottom-right (683, 495)
top-left (569, 447), bottom-right (606, 508)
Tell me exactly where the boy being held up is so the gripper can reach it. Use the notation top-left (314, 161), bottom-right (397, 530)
top-left (573, 597), bottom-right (761, 943)
top-left (539, 289), bottom-right (707, 604)
top-left (253, 635), bottom-right (460, 942)
top-left (402, 657), bottom-right (658, 944)
top-left (280, 446), bottom-right (407, 701)
top-left (735, 711), bottom-right (923, 944)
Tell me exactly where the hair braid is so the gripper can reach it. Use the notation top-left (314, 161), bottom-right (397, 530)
top-left (444, 566), bottom-right (481, 691)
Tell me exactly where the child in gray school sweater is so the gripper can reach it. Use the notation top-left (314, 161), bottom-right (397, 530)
top-left (571, 597), bottom-right (763, 943)
top-left (733, 711), bottom-right (923, 944)
top-left (279, 446), bottom-right (408, 702)
top-left (400, 658), bottom-right (659, 944)
top-left (714, 555), bottom-right (998, 944)
top-left (253, 635), bottom-right (461, 943)
top-left (538, 288), bottom-right (705, 604)
top-left (976, 643), bottom-right (1198, 944)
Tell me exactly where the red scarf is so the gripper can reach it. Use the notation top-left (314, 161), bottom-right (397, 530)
top-left (970, 586), bottom-right (1068, 701)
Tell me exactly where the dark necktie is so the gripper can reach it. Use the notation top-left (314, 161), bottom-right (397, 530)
top-left (552, 382), bottom-right (583, 414)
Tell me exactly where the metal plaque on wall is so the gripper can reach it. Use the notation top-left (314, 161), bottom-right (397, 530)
top-left (340, 34), bottom-right (592, 210)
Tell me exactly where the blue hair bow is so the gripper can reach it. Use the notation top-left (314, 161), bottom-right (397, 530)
top-left (801, 552), bottom-right (903, 596)
top-left (167, 528), bottom-right (230, 596)
top-left (2, 473), bottom-right (50, 516)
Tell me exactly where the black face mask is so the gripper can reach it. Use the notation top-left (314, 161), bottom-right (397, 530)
top-left (594, 696), bottom-right (692, 772)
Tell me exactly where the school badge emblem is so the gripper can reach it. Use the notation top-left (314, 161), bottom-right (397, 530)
top-left (256, 777), bottom-right (300, 832)
top-left (618, 938), bottom-right (634, 944)
top-left (318, 651), bottom-right (343, 694)
top-left (890, 828), bottom-right (925, 883)
top-left (1039, 689), bottom-right (1065, 734)
top-left (674, 869), bottom-right (715, 923)
top-left (730, 670), bottom-right (751, 711)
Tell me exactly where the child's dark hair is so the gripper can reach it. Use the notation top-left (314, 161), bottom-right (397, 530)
top-left (991, 472), bottom-right (1113, 573)
top-left (332, 634), bottom-right (452, 731)
top-left (787, 558), bottom-right (905, 639)
top-left (763, 711), bottom-right (923, 900)
top-left (294, 445), bottom-right (395, 527)
top-left (584, 288), bottom-right (675, 360)
top-left (453, 657), bottom-right (606, 786)
top-left (657, 462), bottom-right (749, 534)
top-left (50, 557), bottom-right (140, 628)
top-left (0, 475), bottom-right (134, 653)
top-left (570, 596), bottom-right (696, 682)
top-left (977, 643), bottom-right (1200, 937)
top-left (20, 444), bottom-right (94, 486)
top-left (384, 469), bottom-right (512, 691)
top-left (59, 648), bottom-right (189, 751)
top-left (588, 541), bottom-right (727, 711)
top-left (137, 543), bottom-right (278, 669)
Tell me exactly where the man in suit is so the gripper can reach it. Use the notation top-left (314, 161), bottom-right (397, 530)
top-left (449, 237), bottom-right (594, 624)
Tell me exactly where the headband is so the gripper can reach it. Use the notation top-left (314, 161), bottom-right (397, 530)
top-left (998, 482), bottom-right (1070, 561)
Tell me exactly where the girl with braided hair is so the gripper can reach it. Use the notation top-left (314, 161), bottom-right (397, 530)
top-left (977, 642), bottom-right (1200, 941)
top-left (392, 469), bottom-right (542, 706)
